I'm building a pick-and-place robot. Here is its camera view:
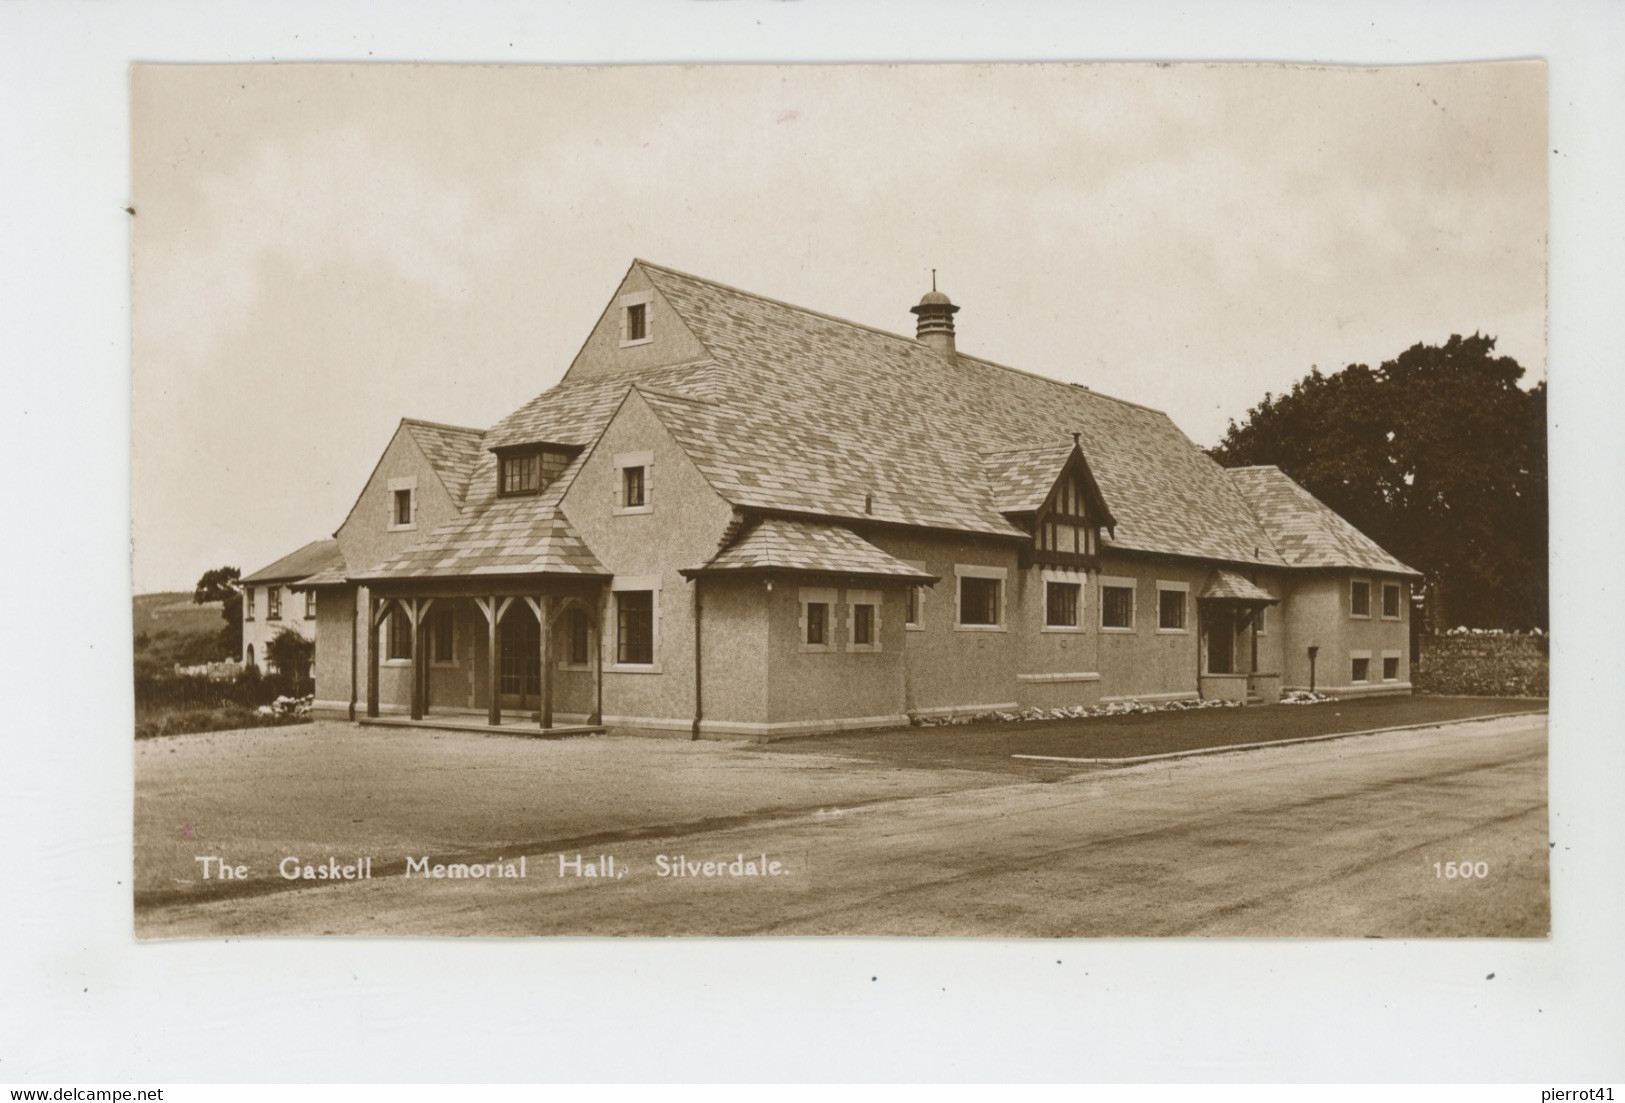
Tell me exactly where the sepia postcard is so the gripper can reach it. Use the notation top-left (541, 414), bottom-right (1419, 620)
top-left (130, 60), bottom-right (1549, 939)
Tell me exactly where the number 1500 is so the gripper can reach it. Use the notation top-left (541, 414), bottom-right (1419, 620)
top-left (1434, 861), bottom-right (1490, 879)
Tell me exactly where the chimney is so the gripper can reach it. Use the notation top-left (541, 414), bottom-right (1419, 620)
top-left (910, 269), bottom-right (959, 363)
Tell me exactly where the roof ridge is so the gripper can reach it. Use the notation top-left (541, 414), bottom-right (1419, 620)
top-left (952, 352), bottom-right (1168, 416)
top-left (401, 417), bottom-right (484, 436)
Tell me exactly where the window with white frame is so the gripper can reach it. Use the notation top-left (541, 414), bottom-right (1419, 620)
top-left (799, 587), bottom-right (836, 652)
top-left (1100, 576), bottom-right (1136, 631)
top-left (1382, 650), bottom-right (1401, 682)
top-left (386, 606), bottom-right (413, 662)
top-left (387, 476), bottom-right (417, 531)
top-left (1041, 569), bottom-right (1084, 631)
top-left (1350, 579), bottom-right (1371, 618)
top-left (1350, 650), bottom-right (1372, 683)
top-left (618, 290), bottom-right (654, 347)
top-left (1382, 581), bottom-right (1403, 620)
top-left (847, 589), bottom-right (881, 652)
top-left (1156, 581), bottom-right (1189, 632)
top-left (612, 451), bottom-right (654, 515)
top-left (267, 587), bottom-right (282, 621)
top-left (954, 565), bottom-right (1007, 630)
top-left (304, 590), bottom-right (317, 620)
top-left (903, 561), bottom-right (926, 630)
top-left (614, 589), bottom-right (656, 667)
top-left (244, 587), bottom-right (255, 621)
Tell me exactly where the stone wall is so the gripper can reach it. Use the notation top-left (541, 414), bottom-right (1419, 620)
top-left (1412, 633), bottom-right (1549, 697)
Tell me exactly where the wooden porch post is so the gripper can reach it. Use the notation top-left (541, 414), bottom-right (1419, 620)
top-left (408, 597), bottom-right (424, 721)
top-left (475, 596), bottom-right (509, 728)
top-left (525, 595), bottom-right (552, 730)
top-left (365, 592), bottom-right (381, 719)
top-left (590, 589), bottom-right (604, 727)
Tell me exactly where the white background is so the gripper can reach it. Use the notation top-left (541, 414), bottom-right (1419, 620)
top-left (1, 0), bottom-right (1621, 1083)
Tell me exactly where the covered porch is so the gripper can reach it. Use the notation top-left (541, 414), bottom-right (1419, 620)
top-left (361, 578), bottom-right (609, 736)
top-left (1197, 568), bottom-right (1282, 705)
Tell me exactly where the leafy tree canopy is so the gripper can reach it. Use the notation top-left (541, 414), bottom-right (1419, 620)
top-left (1210, 334), bottom-right (1546, 630)
top-left (265, 627), bottom-right (315, 693)
top-left (194, 565), bottom-right (244, 658)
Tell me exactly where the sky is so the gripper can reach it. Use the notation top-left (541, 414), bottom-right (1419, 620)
top-left (130, 61), bottom-right (1547, 594)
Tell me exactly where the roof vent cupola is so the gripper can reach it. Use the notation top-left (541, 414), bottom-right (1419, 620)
top-left (910, 270), bottom-right (959, 363)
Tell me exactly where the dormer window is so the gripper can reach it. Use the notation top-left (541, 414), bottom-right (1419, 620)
top-left (1033, 466), bottom-right (1100, 567)
top-left (496, 445), bottom-right (575, 498)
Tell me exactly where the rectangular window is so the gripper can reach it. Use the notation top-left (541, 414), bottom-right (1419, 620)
top-left (805, 601), bottom-right (829, 645)
top-left (244, 587), bottom-right (255, 621)
top-left (616, 591), bottom-right (654, 665)
top-left (304, 590), bottom-right (317, 620)
top-left (567, 605), bottom-right (591, 666)
top-left (905, 586), bottom-right (921, 627)
top-left (852, 603), bottom-right (875, 646)
top-left (622, 465), bottom-right (646, 508)
top-left (959, 577), bottom-right (1001, 626)
top-left (431, 606), bottom-right (454, 664)
top-left (1382, 582), bottom-right (1402, 619)
top-left (1383, 655), bottom-right (1400, 681)
top-left (1254, 605), bottom-right (1267, 635)
top-left (392, 488), bottom-right (411, 526)
top-left (1045, 581), bottom-right (1080, 628)
top-left (387, 607), bottom-right (413, 661)
top-left (1352, 656), bottom-right (1371, 683)
top-left (625, 302), bottom-right (647, 342)
top-left (1101, 582), bottom-right (1135, 630)
top-left (502, 453), bottom-right (541, 496)
top-left (1158, 587), bottom-right (1187, 631)
top-left (267, 587), bottom-right (282, 620)
top-left (1351, 579), bottom-right (1372, 618)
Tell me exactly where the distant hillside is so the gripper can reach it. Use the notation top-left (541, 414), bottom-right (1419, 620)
top-left (133, 591), bottom-right (226, 639)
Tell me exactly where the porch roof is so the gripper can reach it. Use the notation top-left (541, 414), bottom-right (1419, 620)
top-left (683, 515), bottom-right (939, 583)
top-left (353, 504), bottom-right (610, 581)
top-left (1199, 568), bottom-right (1279, 604)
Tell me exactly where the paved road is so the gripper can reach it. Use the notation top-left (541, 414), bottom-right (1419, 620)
top-left (141, 714), bottom-right (1548, 938)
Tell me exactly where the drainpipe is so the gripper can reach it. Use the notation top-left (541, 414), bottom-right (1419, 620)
top-left (691, 576), bottom-right (703, 741)
top-left (1308, 645), bottom-right (1319, 693)
top-left (347, 585), bottom-right (358, 721)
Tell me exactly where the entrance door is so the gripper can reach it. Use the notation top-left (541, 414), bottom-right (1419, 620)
top-left (1206, 606), bottom-right (1236, 674)
top-left (498, 608), bottom-right (541, 710)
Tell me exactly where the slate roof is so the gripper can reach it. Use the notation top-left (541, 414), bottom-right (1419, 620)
top-left (1200, 568), bottom-right (1280, 603)
top-left (242, 539), bottom-right (344, 585)
top-left (980, 443), bottom-right (1078, 514)
top-left (402, 419), bottom-right (486, 509)
top-left (1228, 466), bottom-right (1420, 577)
top-left (686, 517), bottom-right (940, 582)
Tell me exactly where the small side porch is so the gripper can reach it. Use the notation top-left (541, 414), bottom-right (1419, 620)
top-left (1197, 569), bottom-right (1282, 705)
top-left (361, 576), bottom-right (610, 737)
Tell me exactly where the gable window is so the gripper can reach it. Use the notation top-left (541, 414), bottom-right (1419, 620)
top-left (1382, 582), bottom-right (1402, 620)
top-left (847, 589), bottom-right (881, 652)
top-left (1157, 582), bottom-right (1188, 632)
top-left (386, 607), bottom-right (413, 661)
top-left (267, 587), bottom-right (282, 621)
top-left (387, 476), bottom-right (418, 530)
top-left (615, 590), bottom-right (654, 665)
top-left (613, 451), bottom-right (654, 514)
top-left (1100, 577), bottom-right (1136, 631)
top-left (1043, 575), bottom-right (1081, 629)
top-left (955, 565), bottom-right (1006, 630)
top-left (244, 587), bottom-right (255, 621)
top-left (1351, 652), bottom-right (1371, 683)
top-left (618, 290), bottom-right (654, 348)
top-left (799, 587), bottom-right (835, 652)
top-left (1033, 465), bottom-right (1100, 568)
top-left (304, 590), bottom-right (317, 620)
top-left (1350, 579), bottom-right (1372, 619)
top-left (431, 606), bottom-right (455, 665)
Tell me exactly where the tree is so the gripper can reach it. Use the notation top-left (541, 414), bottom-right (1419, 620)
top-left (1210, 334), bottom-right (1546, 631)
top-left (194, 566), bottom-right (243, 659)
top-left (265, 626), bottom-right (315, 694)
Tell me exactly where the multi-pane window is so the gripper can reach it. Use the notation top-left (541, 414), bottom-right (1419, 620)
top-left (1382, 582), bottom-right (1402, 619)
top-left (616, 591), bottom-right (654, 665)
top-left (958, 576), bottom-right (1001, 626)
top-left (431, 606), bottom-right (454, 664)
top-left (851, 603), bottom-right (875, 647)
top-left (244, 587), bottom-right (255, 621)
top-left (267, 587), bottom-right (282, 620)
top-left (1045, 581), bottom-right (1080, 628)
top-left (393, 488), bottom-right (413, 526)
top-left (1101, 584), bottom-right (1135, 629)
top-left (304, 590), bottom-right (317, 620)
top-left (387, 607), bottom-right (413, 661)
top-left (804, 601), bottom-right (829, 646)
top-left (1383, 656), bottom-right (1400, 681)
top-left (1350, 580), bottom-right (1372, 618)
top-left (567, 605), bottom-right (591, 665)
top-left (500, 449), bottom-right (569, 497)
top-left (625, 302), bottom-right (648, 342)
top-left (1351, 656), bottom-right (1371, 683)
top-left (1158, 587), bottom-right (1186, 631)
top-left (622, 465), bottom-right (646, 508)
